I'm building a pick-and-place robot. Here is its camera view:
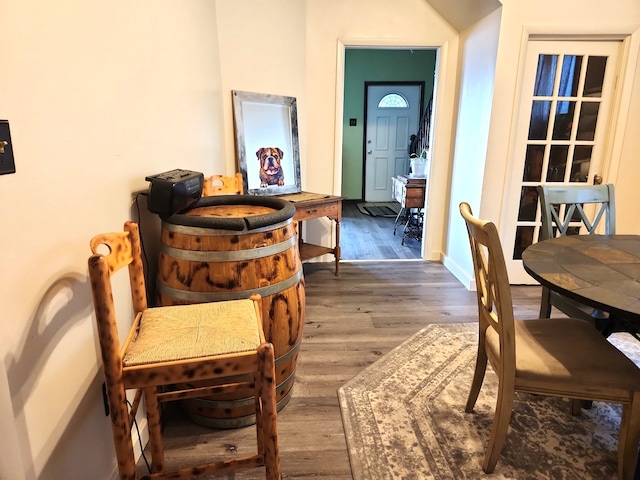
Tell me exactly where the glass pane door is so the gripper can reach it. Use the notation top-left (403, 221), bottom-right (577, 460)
top-left (503, 40), bottom-right (620, 283)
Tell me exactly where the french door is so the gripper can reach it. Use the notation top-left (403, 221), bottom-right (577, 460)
top-left (503, 40), bottom-right (621, 283)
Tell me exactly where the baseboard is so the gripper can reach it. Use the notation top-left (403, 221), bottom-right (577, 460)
top-left (442, 254), bottom-right (476, 291)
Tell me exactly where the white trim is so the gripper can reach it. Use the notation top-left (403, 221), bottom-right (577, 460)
top-left (334, 38), bottom-right (454, 262)
top-left (443, 254), bottom-right (476, 291)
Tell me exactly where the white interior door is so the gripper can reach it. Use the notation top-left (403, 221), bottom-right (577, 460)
top-left (502, 40), bottom-right (621, 283)
top-left (365, 84), bottom-right (421, 202)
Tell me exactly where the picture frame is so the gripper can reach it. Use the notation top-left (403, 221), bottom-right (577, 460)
top-left (232, 90), bottom-right (302, 196)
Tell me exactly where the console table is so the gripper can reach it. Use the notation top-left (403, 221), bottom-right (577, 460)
top-left (277, 192), bottom-right (344, 276)
top-left (391, 175), bottom-right (426, 245)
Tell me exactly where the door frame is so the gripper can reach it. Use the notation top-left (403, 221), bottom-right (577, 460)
top-left (362, 81), bottom-right (425, 201)
top-left (334, 39), bottom-right (454, 262)
top-left (499, 35), bottom-right (629, 284)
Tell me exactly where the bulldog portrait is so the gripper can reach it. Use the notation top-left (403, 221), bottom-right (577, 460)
top-left (257, 147), bottom-right (285, 187)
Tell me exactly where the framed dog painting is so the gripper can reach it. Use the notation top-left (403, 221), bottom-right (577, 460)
top-left (232, 90), bottom-right (302, 196)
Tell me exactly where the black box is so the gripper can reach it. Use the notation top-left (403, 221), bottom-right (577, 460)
top-left (145, 169), bottom-right (203, 216)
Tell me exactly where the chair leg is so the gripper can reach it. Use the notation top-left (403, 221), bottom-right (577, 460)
top-left (465, 332), bottom-right (488, 413)
top-left (143, 386), bottom-right (165, 474)
top-left (570, 399), bottom-right (583, 416)
top-left (482, 380), bottom-right (515, 473)
top-left (257, 343), bottom-right (281, 480)
top-left (539, 286), bottom-right (552, 318)
top-left (101, 377), bottom-right (137, 480)
top-left (618, 392), bottom-right (640, 480)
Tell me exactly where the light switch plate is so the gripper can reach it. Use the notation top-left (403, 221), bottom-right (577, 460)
top-left (0, 120), bottom-right (16, 175)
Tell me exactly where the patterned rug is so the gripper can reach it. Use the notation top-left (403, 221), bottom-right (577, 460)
top-left (338, 323), bottom-right (640, 480)
top-left (356, 202), bottom-right (401, 218)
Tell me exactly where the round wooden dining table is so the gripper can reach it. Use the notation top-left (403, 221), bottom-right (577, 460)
top-left (521, 234), bottom-right (640, 331)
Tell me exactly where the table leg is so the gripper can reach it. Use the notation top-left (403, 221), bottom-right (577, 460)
top-left (401, 208), bottom-right (424, 245)
top-left (334, 219), bottom-right (341, 276)
top-left (393, 208), bottom-right (409, 236)
top-left (297, 220), bottom-right (304, 248)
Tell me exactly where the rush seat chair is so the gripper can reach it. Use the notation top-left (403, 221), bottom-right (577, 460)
top-left (88, 221), bottom-right (280, 480)
top-left (459, 202), bottom-right (640, 480)
top-left (202, 173), bottom-right (244, 196)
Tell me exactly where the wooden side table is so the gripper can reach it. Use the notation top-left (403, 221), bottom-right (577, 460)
top-left (277, 192), bottom-right (344, 275)
top-left (392, 175), bottom-right (426, 245)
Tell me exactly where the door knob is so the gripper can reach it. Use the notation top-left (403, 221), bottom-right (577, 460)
top-left (593, 174), bottom-right (603, 185)
top-left (367, 150), bottom-right (372, 154)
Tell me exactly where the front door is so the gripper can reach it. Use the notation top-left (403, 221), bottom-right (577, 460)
top-left (501, 40), bottom-right (621, 283)
top-left (364, 84), bottom-right (422, 202)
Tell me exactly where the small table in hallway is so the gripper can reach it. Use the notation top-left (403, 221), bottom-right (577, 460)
top-left (391, 175), bottom-right (427, 245)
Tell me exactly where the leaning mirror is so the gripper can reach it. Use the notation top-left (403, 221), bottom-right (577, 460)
top-left (232, 90), bottom-right (302, 196)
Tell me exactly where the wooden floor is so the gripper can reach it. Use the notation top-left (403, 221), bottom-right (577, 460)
top-left (340, 200), bottom-right (422, 260)
top-left (139, 261), bottom-right (542, 479)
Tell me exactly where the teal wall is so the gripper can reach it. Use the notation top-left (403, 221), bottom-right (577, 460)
top-left (342, 49), bottom-right (437, 201)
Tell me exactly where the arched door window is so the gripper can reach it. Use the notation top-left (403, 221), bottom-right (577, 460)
top-left (378, 93), bottom-right (409, 108)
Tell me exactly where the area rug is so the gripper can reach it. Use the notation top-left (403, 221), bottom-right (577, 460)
top-left (356, 202), bottom-right (401, 218)
top-left (338, 323), bottom-right (640, 480)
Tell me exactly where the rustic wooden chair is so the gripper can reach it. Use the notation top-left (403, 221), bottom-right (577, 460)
top-left (537, 184), bottom-right (616, 327)
top-left (460, 202), bottom-right (640, 479)
top-left (202, 173), bottom-right (244, 196)
top-left (88, 221), bottom-right (280, 480)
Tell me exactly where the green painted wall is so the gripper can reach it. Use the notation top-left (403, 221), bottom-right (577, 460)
top-left (342, 48), bottom-right (437, 201)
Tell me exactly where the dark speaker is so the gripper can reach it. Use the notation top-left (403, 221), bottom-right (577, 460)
top-left (145, 169), bottom-right (204, 216)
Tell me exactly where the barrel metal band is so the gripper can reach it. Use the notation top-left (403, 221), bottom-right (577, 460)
top-left (186, 369), bottom-right (297, 409)
top-left (184, 379), bottom-right (296, 428)
top-left (161, 217), bottom-right (292, 236)
top-left (161, 235), bottom-right (296, 262)
top-left (157, 268), bottom-right (303, 302)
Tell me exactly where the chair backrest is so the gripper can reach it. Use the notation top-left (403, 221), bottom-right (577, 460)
top-left (88, 221), bottom-right (148, 361)
top-left (459, 202), bottom-right (516, 368)
top-left (203, 173), bottom-right (244, 196)
top-left (537, 184), bottom-right (615, 240)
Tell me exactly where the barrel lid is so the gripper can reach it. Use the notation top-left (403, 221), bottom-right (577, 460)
top-left (161, 195), bottom-right (296, 231)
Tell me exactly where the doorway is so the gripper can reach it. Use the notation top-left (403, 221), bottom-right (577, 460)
top-left (341, 48), bottom-right (437, 260)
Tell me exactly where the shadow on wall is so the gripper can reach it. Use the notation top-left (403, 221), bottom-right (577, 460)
top-left (4, 272), bottom-right (102, 478)
top-left (1, 193), bottom-right (167, 479)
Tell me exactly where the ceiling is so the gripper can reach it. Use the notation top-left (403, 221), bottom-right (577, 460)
top-left (426, 0), bottom-right (502, 31)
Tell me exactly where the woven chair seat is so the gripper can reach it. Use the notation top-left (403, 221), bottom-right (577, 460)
top-left (89, 221), bottom-right (281, 479)
top-left (123, 299), bottom-right (261, 366)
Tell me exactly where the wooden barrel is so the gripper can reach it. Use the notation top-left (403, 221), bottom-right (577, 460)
top-left (156, 195), bottom-right (305, 428)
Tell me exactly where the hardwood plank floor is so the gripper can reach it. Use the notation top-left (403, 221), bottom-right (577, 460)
top-left (140, 261), bottom-right (542, 479)
top-left (340, 200), bottom-right (422, 260)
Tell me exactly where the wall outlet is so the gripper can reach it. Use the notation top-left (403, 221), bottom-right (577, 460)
top-left (0, 121), bottom-right (15, 175)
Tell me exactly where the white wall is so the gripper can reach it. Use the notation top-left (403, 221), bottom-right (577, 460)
top-left (443, 9), bottom-right (502, 288)
top-left (0, 1), bottom-right (226, 478)
top-left (215, 0), bottom-right (307, 182)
